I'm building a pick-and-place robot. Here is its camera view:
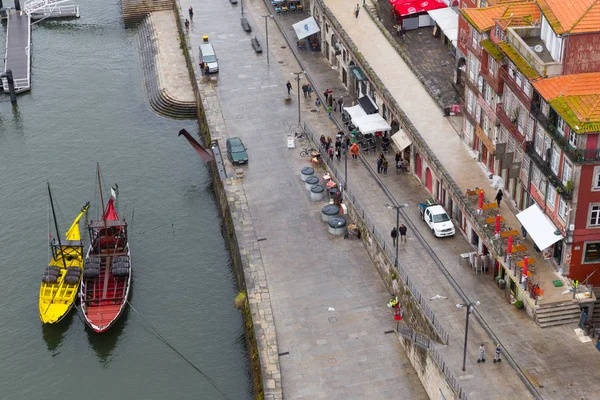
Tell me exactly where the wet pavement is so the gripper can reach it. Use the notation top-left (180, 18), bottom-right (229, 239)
top-left (161, 0), bottom-right (600, 398)
top-left (183, 0), bottom-right (428, 399)
top-left (372, 6), bottom-right (461, 109)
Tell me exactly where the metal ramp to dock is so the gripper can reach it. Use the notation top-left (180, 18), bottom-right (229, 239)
top-left (2, 9), bottom-right (30, 93)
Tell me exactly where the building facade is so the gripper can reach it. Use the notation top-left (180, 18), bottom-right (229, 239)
top-left (461, 0), bottom-right (600, 286)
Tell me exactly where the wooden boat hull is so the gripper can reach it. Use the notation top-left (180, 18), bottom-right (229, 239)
top-left (80, 244), bottom-right (131, 333)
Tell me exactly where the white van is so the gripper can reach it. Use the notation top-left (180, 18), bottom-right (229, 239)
top-left (199, 44), bottom-right (219, 73)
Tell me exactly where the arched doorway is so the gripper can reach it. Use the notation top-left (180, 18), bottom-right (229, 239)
top-left (425, 168), bottom-right (433, 192)
top-left (415, 153), bottom-right (422, 179)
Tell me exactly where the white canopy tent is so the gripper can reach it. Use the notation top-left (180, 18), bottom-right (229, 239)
top-left (293, 17), bottom-right (320, 40)
top-left (344, 104), bottom-right (367, 121)
top-left (353, 114), bottom-right (391, 135)
top-left (427, 8), bottom-right (458, 49)
top-left (391, 129), bottom-right (412, 152)
top-left (516, 204), bottom-right (563, 250)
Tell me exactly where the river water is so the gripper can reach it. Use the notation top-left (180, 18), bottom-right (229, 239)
top-left (0, 1), bottom-right (252, 398)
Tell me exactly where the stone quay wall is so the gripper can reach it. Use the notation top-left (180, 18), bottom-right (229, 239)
top-left (172, 1), bottom-right (283, 399)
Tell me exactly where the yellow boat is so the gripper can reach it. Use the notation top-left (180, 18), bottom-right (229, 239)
top-left (39, 183), bottom-right (90, 324)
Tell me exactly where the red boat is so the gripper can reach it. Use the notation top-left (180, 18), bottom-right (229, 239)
top-left (80, 168), bottom-right (131, 333)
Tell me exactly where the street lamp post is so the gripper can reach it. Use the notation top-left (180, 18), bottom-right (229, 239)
top-left (261, 15), bottom-right (273, 65)
top-left (291, 71), bottom-right (305, 125)
top-left (456, 301), bottom-right (480, 372)
top-left (387, 203), bottom-right (408, 269)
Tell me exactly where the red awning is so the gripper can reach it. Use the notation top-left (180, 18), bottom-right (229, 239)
top-left (393, 0), bottom-right (446, 16)
top-left (102, 198), bottom-right (120, 221)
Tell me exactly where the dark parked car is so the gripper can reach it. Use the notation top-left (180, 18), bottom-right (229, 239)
top-left (226, 137), bottom-right (248, 165)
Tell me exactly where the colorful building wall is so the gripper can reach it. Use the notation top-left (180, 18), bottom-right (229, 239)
top-left (563, 33), bottom-right (600, 75)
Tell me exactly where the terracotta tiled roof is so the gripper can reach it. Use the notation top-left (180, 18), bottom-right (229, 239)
top-left (460, 2), bottom-right (539, 33)
top-left (533, 73), bottom-right (600, 133)
top-left (536, 0), bottom-right (600, 34)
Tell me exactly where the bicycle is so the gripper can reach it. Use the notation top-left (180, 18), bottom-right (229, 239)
top-left (300, 147), bottom-right (317, 157)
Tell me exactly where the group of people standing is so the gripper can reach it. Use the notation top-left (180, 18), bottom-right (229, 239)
top-left (376, 153), bottom-right (389, 174)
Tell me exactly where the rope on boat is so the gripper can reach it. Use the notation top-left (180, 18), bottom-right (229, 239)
top-left (126, 301), bottom-right (231, 400)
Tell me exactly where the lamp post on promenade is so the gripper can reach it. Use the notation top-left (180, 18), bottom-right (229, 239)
top-left (291, 71), bottom-right (305, 125)
top-left (261, 15), bottom-right (273, 65)
top-left (386, 203), bottom-right (408, 269)
top-left (456, 301), bottom-right (480, 372)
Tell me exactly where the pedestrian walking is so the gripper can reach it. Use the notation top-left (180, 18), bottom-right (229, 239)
top-left (188, 6), bottom-right (194, 19)
top-left (337, 96), bottom-right (344, 113)
top-left (328, 147), bottom-right (334, 161)
top-left (286, 80), bottom-right (292, 95)
top-left (401, 26), bottom-right (406, 40)
top-left (328, 94), bottom-right (333, 108)
top-left (325, 137), bottom-right (332, 151)
top-left (350, 142), bottom-right (359, 160)
top-left (493, 344), bottom-right (502, 363)
top-left (391, 227), bottom-right (398, 247)
top-left (395, 151), bottom-right (402, 168)
top-left (315, 97), bottom-right (321, 111)
top-left (307, 83), bottom-right (313, 98)
top-left (320, 135), bottom-right (326, 150)
top-left (355, 3), bottom-right (360, 18)
top-left (335, 148), bottom-right (341, 161)
top-left (377, 156), bottom-right (383, 173)
top-left (399, 224), bottom-right (407, 242)
top-left (184, 18), bottom-right (189, 32)
top-left (302, 84), bottom-right (308, 98)
top-left (327, 105), bottom-right (333, 119)
top-left (495, 189), bottom-right (504, 207)
top-left (521, 225), bottom-right (527, 239)
top-left (323, 89), bottom-right (330, 103)
top-left (382, 157), bottom-right (389, 174)
top-left (477, 344), bottom-right (486, 363)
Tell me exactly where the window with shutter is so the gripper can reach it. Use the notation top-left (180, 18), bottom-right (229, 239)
top-left (551, 146), bottom-right (560, 174)
top-left (562, 159), bottom-right (572, 185)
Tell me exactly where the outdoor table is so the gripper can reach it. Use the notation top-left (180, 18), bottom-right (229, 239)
top-left (500, 229), bottom-right (519, 238)
top-left (511, 244), bottom-right (527, 253)
top-left (485, 216), bottom-right (504, 224)
top-left (517, 258), bottom-right (536, 267)
top-left (481, 202), bottom-right (498, 210)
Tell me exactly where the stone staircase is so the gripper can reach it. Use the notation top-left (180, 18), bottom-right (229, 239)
top-left (534, 301), bottom-right (582, 328)
top-left (122, 0), bottom-right (173, 27)
top-left (137, 16), bottom-right (197, 119)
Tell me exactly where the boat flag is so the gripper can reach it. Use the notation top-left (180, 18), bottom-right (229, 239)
top-left (111, 187), bottom-right (117, 199)
top-left (178, 129), bottom-right (214, 162)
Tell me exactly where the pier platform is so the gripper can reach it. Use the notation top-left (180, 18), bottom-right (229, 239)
top-left (2, 9), bottom-right (30, 93)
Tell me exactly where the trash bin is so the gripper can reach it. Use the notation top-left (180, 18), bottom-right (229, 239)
top-left (321, 204), bottom-right (340, 222)
top-left (328, 217), bottom-right (347, 236)
top-left (301, 167), bottom-right (314, 182)
top-left (305, 176), bottom-right (319, 190)
top-left (310, 185), bottom-right (325, 201)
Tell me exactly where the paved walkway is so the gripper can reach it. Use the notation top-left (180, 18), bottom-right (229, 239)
top-left (185, 0), bottom-right (428, 399)
top-left (260, 0), bottom-right (600, 398)
top-left (373, 5), bottom-right (460, 108)
top-left (151, 11), bottom-right (195, 102)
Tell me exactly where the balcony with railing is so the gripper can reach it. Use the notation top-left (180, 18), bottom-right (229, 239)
top-left (506, 27), bottom-right (562, 77)
top-left (525, 141), bottom-right (572, 200)
top-left (496, 103), bottom-right (525, 144)
top-left (500, 67), bottom-right (531, 109)
top-left (530, 102), bottom-right (600, 164)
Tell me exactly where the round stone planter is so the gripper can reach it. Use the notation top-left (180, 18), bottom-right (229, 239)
top-left (328, 217), bottom-right (347, 236)
top-left (310, 184), bottom-right (325, 201)
top-left (305, 175), bottom-right (320, 190)
top-left (300, 167), bottom-right (314, 182)
top-left (321, 204), bottom-right (340, 222)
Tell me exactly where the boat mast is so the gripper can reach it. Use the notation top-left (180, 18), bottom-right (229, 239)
top-left (47, 182), bottom-right (68, 270)
top-left (97, 164), bottom-right (109, 252)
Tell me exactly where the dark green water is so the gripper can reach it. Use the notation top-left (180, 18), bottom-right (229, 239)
top-left (0, 1), bottom-right (251, 398)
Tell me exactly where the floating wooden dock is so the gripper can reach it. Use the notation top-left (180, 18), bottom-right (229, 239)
top-left (2, 9), bottom-right (30, 93)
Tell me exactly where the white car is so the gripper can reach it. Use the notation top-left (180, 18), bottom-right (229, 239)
top-left (423, 205), bottom-right (456, 237)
